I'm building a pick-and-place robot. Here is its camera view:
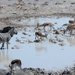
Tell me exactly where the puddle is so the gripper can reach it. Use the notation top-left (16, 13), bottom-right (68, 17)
top-left (0, 17), bottom-right (75, 71)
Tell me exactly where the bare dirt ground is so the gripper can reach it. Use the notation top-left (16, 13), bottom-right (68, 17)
top-left (0, 0), bottom-right (75, 75)
top-left (0, 0), bottom-right (75, 28)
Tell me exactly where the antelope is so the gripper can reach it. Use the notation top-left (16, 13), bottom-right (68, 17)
top-left (69, 20), bottom-right (75, 24)
top-left (65, 24), bottom-right (75, 34)
top-left (34, 5), bottom-right (39, 10)
top-left (37, 22), bottom-right (54, 32)
top-left (9, 59), bottom-right (22, 72)
top-left (0, 26), bottom-right (13, 33)
top-left (22, 7), bottom-right (29, 11)
top-left (69, 18), bottom-right (75, 24)
top-left (0, 5), bottom-right (6, 8)
top-left (16, 5), bottom-right (21, 9)
top-left (35, 31), bottom-right (48, 41)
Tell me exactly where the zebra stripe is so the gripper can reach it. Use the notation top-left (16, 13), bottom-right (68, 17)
top-left (0, 27), bottom-right (17, 49)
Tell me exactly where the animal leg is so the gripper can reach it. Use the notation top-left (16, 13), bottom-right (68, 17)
top-left (52, 27), bottom-right (55, 30)
top-left (35, 35), bottom-right (36, 40)
top-left (70, 30), bottom-right (72, 35)
top-left (35, 35), bottom-right (39, 40)
top-left (7, 42), bottom-right (9, 49)
top-left (1, 43), bottom-right (4, 49)
top-left (19, 65), bottom-right (22, 70)
top-left (43, 27), bottom-right (46, 32)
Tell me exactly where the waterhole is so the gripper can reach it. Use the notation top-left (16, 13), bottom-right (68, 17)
top-left (0, 17), bottom-right (75, 71)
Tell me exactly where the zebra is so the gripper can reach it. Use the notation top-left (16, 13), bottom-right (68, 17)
top-left (0, 27), bottom-right (17, 49)
top-left (0, 26), bottom-right (13, 33)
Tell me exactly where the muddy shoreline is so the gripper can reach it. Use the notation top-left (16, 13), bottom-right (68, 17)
top-left (1, 66), bottom-right (75, 75)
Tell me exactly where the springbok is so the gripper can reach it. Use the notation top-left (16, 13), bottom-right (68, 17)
top-left (65, 23), bottom-right (75, 34)
top-left (69, 20), bottom-right (75, 24)
top-left (9, 59), bottom-right (22, 72)
top-left (37, 22), bottom-right (54, 32)
top-left (22, 7), bottom-right (29, 11)
top-left (33, 5), bottom-right (39, 10)
top-left (35, 31), bottom-right (48, 41)
top-left (69, 18), bottom-right (75, 24)
top-left (16, 5), bottom-right (21, 9)
top-left (0, 5), bottom-right (6, 8)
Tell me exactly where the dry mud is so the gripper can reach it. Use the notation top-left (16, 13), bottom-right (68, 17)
top-left (0, 0), bottom-right (75, 28)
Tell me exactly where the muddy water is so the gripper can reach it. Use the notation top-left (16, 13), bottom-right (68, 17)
top-left (0, 17), bottom-right (75, 71)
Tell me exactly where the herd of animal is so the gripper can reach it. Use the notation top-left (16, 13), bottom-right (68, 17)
top-left (0, 23), bottom-right (54, 73)
top-left (35, 18), bottom-right (75, 41)
top-left (0, 18), bottom-right (75, 73)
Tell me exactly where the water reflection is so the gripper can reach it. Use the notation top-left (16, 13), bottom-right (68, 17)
top-left (65, 36), bottom-right (75, 46)
top-left (35, 42), bottom-right (47, 51)
top-left (0, 50), bottom-right (12, 69)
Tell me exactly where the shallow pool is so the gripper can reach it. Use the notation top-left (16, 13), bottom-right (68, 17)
top-left (0, 17), bottom-right (75, 71)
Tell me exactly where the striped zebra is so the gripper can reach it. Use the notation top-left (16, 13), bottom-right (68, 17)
top-left (0, 27), bottom-right (17, 49)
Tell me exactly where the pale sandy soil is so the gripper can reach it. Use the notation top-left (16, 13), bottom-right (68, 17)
top-left (0, 0), bottom-right (75, 28)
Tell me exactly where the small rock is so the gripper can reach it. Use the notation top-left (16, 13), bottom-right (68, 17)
top-left (12, 45), bottom-right (21, 49)
top-left (58, 43), bottom-right (65, 46)
top-left (49, 39), bottom-right (57, 43)
top-left (5, 72), bottom-right (11, 75)
top-left (34, 40), bottom-right (40, 42)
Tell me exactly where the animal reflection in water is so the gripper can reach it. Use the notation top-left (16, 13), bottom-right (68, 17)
top-left (65, 36), bottom-right (75, 46)
top-left (35, 43), bottom-right (47, 51)
top-left (0, 50), bottom-right (12, 68)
